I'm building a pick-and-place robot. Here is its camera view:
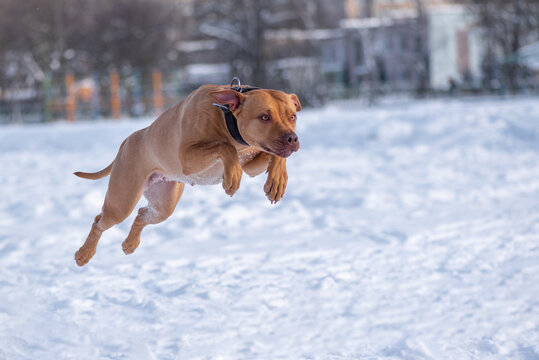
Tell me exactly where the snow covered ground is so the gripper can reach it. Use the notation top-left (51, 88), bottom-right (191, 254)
top-left (1, 96), bottom-right (539, 359)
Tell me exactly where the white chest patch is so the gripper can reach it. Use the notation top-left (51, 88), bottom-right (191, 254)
top-left (167, 161), bottom-right (224, 186)
top-left (165, 149), bottom-right (261, 186)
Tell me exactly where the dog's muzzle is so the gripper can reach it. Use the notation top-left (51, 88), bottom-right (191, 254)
top-left (277, 132), bottom-right (300, 158)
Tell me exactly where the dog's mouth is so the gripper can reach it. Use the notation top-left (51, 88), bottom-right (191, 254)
top-left (261, 144), bottom-right (297, 158)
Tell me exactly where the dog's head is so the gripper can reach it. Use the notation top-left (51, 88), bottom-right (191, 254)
top-left (211, 89), bottom-right (301, 158)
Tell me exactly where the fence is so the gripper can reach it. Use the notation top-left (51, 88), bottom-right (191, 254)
top-left (0, 69), bottom-right (184, 123)
top-left (2, 67), bottom-right (538, 124)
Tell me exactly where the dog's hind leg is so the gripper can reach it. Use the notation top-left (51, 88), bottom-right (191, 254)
top-left (74, 214), bottom-right (105, 267)
top-left (122, 176), bottom-right (184, 255)
top-left (75, 157), bottom-right (149, 266)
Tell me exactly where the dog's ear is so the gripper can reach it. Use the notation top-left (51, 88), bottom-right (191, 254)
top-left (290, 94), bottom-right (302, 112)
top-left (210, 90), bottom-right (246, 111)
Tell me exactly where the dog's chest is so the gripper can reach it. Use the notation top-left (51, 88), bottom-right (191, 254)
top-left (237, 148), bottom-right (260, 165)
top-left (170, 149), bottom-right (261, 186)
top-left (170, 161), bottom-right (222, 185)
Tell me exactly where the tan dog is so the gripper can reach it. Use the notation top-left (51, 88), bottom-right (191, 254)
top-left (74, 83), bottom-right (301, 266)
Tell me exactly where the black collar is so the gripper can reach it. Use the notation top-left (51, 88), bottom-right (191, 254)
top-left (213, 78), bottom-right (260, 146)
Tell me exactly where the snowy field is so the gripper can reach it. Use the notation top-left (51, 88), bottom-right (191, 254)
top-left (1, 96), bottom-right (539, 359)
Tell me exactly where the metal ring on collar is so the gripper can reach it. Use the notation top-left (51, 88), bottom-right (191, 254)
top-left (230, 77), bottom-right (241, 92)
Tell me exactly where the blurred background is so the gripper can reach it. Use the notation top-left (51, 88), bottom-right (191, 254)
top-left (0, 0), bottom-right (538, 123)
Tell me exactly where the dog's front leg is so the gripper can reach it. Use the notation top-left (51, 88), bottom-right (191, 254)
top-left (181, 142), bottom-right (243, 196)
top-left (264, 155), bottom-right (288, 203)
top-left (242, 152), bottom-right (271, 177)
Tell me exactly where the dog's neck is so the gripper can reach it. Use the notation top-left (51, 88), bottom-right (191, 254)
top-left (222, 108), bottom-right (250, 146)
top-left (213, 86), bottom-right (260, 146)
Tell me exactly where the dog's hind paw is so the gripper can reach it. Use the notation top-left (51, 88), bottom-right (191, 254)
top-left (122, 238), bottom-right (140, 255)
top-left (74, 246), bottom-right (96, 267)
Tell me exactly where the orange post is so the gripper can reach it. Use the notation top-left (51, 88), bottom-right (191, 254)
top-left (110, 71), bottom-right (121, 120)
top-left (152, 69), bottom-right (163, 115)
top-left (65, 72), bottom-right (76, 122)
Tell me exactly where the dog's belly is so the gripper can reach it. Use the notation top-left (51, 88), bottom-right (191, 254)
top-left (167, 161), bottom-right (224, 186)
top-left (162, 149), bottom-right (261, 186)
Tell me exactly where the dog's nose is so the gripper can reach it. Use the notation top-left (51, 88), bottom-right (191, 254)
top-left (283, 132), bottom-right (300, 152)
top-left (286, 133), bottom-right (298, 145)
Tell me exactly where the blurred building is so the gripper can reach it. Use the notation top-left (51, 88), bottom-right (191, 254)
top-left (339, 0), bottom-right (483, 93)
top-left (518, 41), bottom-right (539, 87)
top-left (519, 42), bottom-right (539, 73)
top-left (175, 0), bottom-right (483, 96)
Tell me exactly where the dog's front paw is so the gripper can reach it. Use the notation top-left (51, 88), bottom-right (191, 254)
top-left (223, 162), bottom-right (243, 196)
top-left (264, 171), bottom-right (288, 204)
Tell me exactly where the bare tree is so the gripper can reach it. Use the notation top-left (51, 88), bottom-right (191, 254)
top-left (363, 0), bottom-right (374, 18)
top-left (469, 0), bottom-right (539, 92)
top-left (194, 0), bottom-right (321, 87)
top-left (0, 0), bottom-right (184, 81)
top-left (414, 0), bottom-right (429, 96)
top-left (88, 0), bottom-right (183, 73)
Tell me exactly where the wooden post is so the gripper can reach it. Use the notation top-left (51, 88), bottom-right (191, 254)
top-left (91, 72), bottom-right (100, 119)
top-left (152, 69), bottom-right (163, 115)
top-left (110, 71), bottom-right (121, 120)
top-left (65, 72), bottom-right (76, 122)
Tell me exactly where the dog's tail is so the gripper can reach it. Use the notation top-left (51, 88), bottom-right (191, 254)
top-left (74, 161), bottom-right (114, 180)
top-left (74, 139), bottom-right (127, 180)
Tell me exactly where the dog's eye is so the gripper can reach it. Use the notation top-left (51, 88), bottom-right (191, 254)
top-left (261, 114), bottom-right (270, 121)
top-left (291, 114), bottom-right (296, 121)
